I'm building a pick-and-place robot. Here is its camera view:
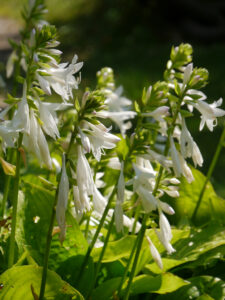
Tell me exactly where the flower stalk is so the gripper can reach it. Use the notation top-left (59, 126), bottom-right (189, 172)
top-left (7, 132), bottom-right (23, 267)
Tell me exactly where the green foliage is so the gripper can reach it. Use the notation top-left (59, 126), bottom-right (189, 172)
top-left (0, 265), bottom-right (84, 299)
top-left (166, 167), bottom-right (225, 225)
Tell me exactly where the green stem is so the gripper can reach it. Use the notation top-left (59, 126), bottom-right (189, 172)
top-left (77, 186), bottom-right (117, 282)
top-left (7, 133), bottom-right (23, 268)
top-left (39, 127), bottom-right (77, 299)
top-left (39, 186), bottom-right (59, 300)
top-left (87, 212), bottom-right (115, 299)
top-left (117, 229), bottom-right (140, 297)
top-left (123, 214), bottom-right (148, 300)
top-left (192, 124), bottom-right (225, 222)
top-left (1, 176), bottom-right (11, 219)
top-left (84, 213), bottom-right (91, 239)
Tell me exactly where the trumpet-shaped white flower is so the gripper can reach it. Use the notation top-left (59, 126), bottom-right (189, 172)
top-left (37, 101), bottom-right (71, 139)
top-left (146, 236), bottom-right (163, 270)
top-left (96, 86), bottom-right (136, 137)
top-left (0, 121), bottom-right (19, 150)
top-left (75, 146), bottom-right (106, 214)
top-left (12, 83), bottom-right (30, 134)
top-left (23, 109), bottom-right (52, 169)
top-left (80, 121), bottom-right (120, 161)
top-left (180, 118), bottom-right (203, 167)
top-left (96, 110), bottom-right (136, 138)
top-left (56, 154), bottom-right (69, 244)
top-left (193, 98), bottom-right (225, 131)
top-left (141, 149), bottom-right (173, 169)
top-left (170, 136), bottom-right (194, 183)
top-left (36, 54), bottom-right (83, 101)
top-left (155, 211), bottom-right (175, 254)
top-left (137, 185), bottom-right (158, 213)
top-left (181, 63), bottom-right (193, 92)
top-left (142, 106), bottom-right (169, 136)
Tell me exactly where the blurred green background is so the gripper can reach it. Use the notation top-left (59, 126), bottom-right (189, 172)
top-left (1, 0), bottom-right (225, 195)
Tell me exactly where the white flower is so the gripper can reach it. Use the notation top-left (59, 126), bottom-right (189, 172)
top-left (108, 209), bottom-right (141, 233)
top-left (23, 109), bottom-right (52, 169)
top-left (146, 236), bottom-right (163, 270)
top-left (0, 121), bottom-right (19, 150)
top-left (80, 121), bottom-right (120, 161)
top-left (180, 118), bottom-right (203, 167)
top-left (38, 101), bottom-right (71, 139)
top-left (36, 54), bottom-right (83, 101)
top-left (193, 98), bottom-right (225, 131)
top-left (56, 154), bottom-right (69, 244)
top-left (99, 86), bottom-right (136, 137)
top-left (12, 83), bottom-right (30, 133)
top-left (142, 106), bottom-right (169, 136)
top-left (107, 157), bottom-right (121, 170)
top-left (182, 63), bottom-right (193, 91)
top-left (75, 146), bottom-right (106, 214)
top-left (141, 149), bottom-right (173, 169)
top-left (155, 211), bottom-right (175, 254)
top-left (96, 110), bottom-right (136, 138)
top-left (136, 185), bottom-right (158, 213)
top-left (6, 51), bottom-right (18, 78)
top-left (158, 200), bottom-right (175, 215)
top-left (170, 136), bottom-right (194, 183)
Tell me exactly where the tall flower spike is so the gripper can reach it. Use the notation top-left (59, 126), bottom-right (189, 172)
top-left (56, 154), bottom-right (69, 244)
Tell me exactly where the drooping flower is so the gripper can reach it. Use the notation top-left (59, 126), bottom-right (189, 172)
top-left (36, 54), bottom-right (83, 101)
top-left (193, 98), bottom-right (225, 131)
top-left (169, 136), bottom-right (194, 183)
top-left (155, 211), bottom-right (175, 254)
top-left (79, 121), bottom-right (120, 161)
top-left (56, 154), bottom-right (69, 244)
top-left (38, 100), bottom-right (71, 139)
top-left (23, 109), bottom-right (52, 169)
top-left (180, 118), bottom-right (203, 167)
top-left (74, 146), bottom-right (107, 214)
top-left (146, 236), bottom-right (163, 270)
top-left (12, 83), bottom-right (30, 134)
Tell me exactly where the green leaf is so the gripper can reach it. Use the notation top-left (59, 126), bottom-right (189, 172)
top-left (167, 167), bottom-right (225, 225)
top-left (16, 178), bottom-right (88, 268)
top-left (143, 223), bottom-right (225, 275)
top-left (92, 277), bottom-right (121, 300)
top-left (0, 265), bottom-right (84, 299)
top-left (127, 273), bottom-right (189, 295)
top-left (91, 235), bottom-right (136, 263)
top-left (156, 276), bottom-right (225, 300)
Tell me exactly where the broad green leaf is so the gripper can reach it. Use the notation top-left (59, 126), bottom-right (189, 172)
top-left (0, 265), bottom-right (84, 299)
top-left (143, 223), bottom-right (225, 275)
top-left (156, 276), bottom-right (225, 300)
top-left (92, 277), bottom-right (121, 300)
top-left (167, 167), bottom-right (225, 225)
top-left (91, 235), bottom-right (136, 263)
top-left (144, 258), bottom-right (186, 275)
top-left (197, 295), bottom-right (214, 300)
top-left (127, 273), bottom-right (189, 295)
top-left (16, 179), bottom-right (88, 269)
